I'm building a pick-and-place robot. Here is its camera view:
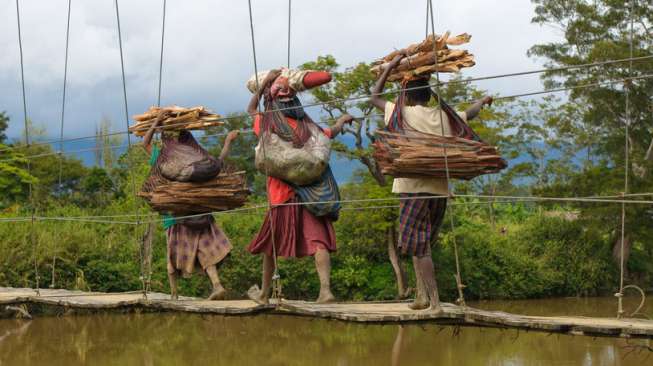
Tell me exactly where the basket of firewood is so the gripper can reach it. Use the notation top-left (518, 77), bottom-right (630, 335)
top-left (370, 32), bottom-right (475, 82)
top-left (129, 105), bottom-right (223, 137)
top-left (138, 170), bottom-right (250, 214)
top-left (373, 130), bottom-right (507, 180)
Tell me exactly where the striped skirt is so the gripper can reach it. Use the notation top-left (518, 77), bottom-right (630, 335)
top-left (398, 193), bottom-right (447, 257)
top-left (166, 218), bottom-right (232, 277)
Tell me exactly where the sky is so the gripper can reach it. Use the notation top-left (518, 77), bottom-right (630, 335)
top-left (0, 0), bottom-right (561, 149)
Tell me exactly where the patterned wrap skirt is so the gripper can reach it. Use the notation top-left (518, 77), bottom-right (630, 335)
top-left (166, 217), bottom-right (232, 277)
top-left (247, 197), bottom-right (336, 258)
top-left (398, 193), bottom-right (447, 257)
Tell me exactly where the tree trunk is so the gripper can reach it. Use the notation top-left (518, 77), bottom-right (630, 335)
top-left (387, 225), bottom-right (409, 299)
top-left (612, 235), bottom-right (632, 278)
top-left (361, 156), bottom-right (386, 186)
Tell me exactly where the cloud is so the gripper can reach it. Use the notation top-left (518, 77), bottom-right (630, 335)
top-left (0, 0), bottom-right (560, 146)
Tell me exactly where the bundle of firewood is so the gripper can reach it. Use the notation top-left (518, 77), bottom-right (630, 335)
top-left (129, 105), bottom-right (223, 137)
top-left (370, 32), bottom-right (475, 82)
top-left (373, 131), bottom-right (507, 180)
top-left (138, 171), bottom-right (250, 214)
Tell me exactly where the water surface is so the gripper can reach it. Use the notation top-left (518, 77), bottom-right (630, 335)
top-left (1, 296), bottom-right (651, 365)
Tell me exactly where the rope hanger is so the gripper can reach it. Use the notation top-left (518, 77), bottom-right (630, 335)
top-left (113, 0), bottom-right (148, 299)
top-left (425, 0), bottom-right (466, 306)
top-left (14, 0), bottom-right (40, 296)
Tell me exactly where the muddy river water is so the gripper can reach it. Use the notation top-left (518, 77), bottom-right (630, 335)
top-left (1, 296), bottom-right (652, 365)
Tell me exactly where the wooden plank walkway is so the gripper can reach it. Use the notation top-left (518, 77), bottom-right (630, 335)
top-left (0, 287), bottom-right (272, 315)
top-left (2, 287), bottom-right (653, 339)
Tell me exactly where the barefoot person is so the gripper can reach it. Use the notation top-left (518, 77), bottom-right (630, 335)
top-left (142, 116), bottom-right (239, 300)
top-left (370, 54), bottom-right (492, 311)
top-left (246, 68), bottom-right (353, 304)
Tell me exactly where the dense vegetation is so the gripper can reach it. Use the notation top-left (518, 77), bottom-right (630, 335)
top-left (0, 0), bottom-right (652, 302)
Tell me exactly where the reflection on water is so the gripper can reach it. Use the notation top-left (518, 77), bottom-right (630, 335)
top-left (1, 297), bottom-right (652, 366)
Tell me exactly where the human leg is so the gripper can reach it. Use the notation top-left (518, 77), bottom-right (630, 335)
top-left (315, 248), bottom-right (335, 303)
top-left (414, 245), bottom-right (441, 312)
top-left (408, 255), bottom-right (429, 310)
top-left (248, 254), bottom-right (275, 305)
top-left (167, 261), bottom-right (178, 300)
top-left (205, 265), bottom-right (226, 300)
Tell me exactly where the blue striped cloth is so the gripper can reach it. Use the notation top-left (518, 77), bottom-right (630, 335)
top-left (290, 165), bottom-right (341, 220)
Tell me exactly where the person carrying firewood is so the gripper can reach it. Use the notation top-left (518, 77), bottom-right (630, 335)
top-left (142, 115), bottom-right (239, 301)
top-left (370, 53), bottom-right (492, 312)
top-left (245, 68), bottom-right (354, 304)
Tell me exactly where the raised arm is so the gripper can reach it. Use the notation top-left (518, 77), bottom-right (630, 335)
top-left (247, 69), bottom-right (282, 116)
top-left (464, 96), bottom-right (493, 121)
top-left (370, 54), bottom-right (405, 111)
top-left (328, 114), bottom-right (355, 138)
top-left (142, 114), bottom-right (163, 154)
top-left (218, 130), bottom-right (239, 161)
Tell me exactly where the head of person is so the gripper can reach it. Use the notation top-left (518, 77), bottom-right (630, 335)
top-left (404, 78), bottom-right (433, 107)
top-left (270, 75), bottom-right (295, 101)
top-left (268, 70), bottom-right (332, 102)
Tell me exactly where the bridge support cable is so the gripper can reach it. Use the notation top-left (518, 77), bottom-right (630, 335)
top-left (15, 0), bottom-right (41, 296)
top-left (247, 0), bottom-right (285, 304)
top-left (113, 0), bottom-right (148, 299)
top-left (427, 0), bottom-right (466, 306)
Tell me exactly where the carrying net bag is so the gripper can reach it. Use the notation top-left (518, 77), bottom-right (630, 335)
top-left (155, 131), bottom-right (221, 182)
top-left (255, 123), bottom-right (331, 186)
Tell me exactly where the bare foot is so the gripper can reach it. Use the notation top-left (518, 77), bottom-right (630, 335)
top-left (425, 303), bottom-right (443, 315)
top-left (207, 286), bottom-right (226, 301)
top-left (316, 291), bottom-right (336, 304)
top-left (408, 299), bottom-right (429, 310)
top-left (247, 285), bottom-right (269, 305)
top-left (399, 287), bottom-right (413, 300)
top-left (170, 292), bottom-right (178, 301)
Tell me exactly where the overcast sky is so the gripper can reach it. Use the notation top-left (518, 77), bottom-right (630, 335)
top-left (0, 0), bottom-right (561, 144)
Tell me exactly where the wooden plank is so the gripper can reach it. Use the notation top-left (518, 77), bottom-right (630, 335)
top-left (279, 300), bottom-right (653, 338)
top-left (2, 287), bottom-right (653, 339)
top-left (0, 287), bottom-right (270, 315)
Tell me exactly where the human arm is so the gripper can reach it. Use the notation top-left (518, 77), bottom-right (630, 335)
top-left (218, 130), bottom-right (239, 160)
top-left (464, 96), bottom-right (493, 121)
top-left (370, 54), bottom-right (405, 111)
top-left (328, 114), bottom-right (355, 138)
top-left (247, 69), bottom-right (282, 116)
top-left (142, 113), bottom-right (164, 154)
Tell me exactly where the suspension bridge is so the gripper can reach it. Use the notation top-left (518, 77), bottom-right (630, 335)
top-left (2, 0), bottom-right (653, 342)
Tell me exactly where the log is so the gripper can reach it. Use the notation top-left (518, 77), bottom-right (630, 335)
top-left (370, 32), bottom-right (475, 82)
top-left (139, 171), bottom-right (250, 214)
top-left (129, 105), bottom-right (223, 137)
top-left (373, 130), bottom-right (507, 180)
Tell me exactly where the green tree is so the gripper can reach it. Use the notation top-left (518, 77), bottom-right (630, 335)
top-left (529, 0), bottom-right (653, 277)
top-left (80, 167), bottom-right (117, 207)
top-left (94, 116), bottom-right (122, 169)
top-left (0, 145), bottom-right (37, 208)
top-left (0, 111), bottom-right (9, 143)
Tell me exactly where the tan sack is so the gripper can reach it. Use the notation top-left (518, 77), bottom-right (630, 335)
top-left (247, 68), bottom-right (312, 94)
top-left (255, 123), bottom-right (331, 186)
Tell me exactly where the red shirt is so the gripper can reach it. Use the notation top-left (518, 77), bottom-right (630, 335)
top-left (253, 115), bottom-right (332, 204)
